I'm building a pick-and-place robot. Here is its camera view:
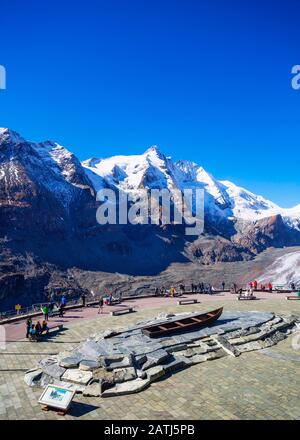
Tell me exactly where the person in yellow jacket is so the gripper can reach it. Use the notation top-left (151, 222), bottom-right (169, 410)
top-left (170, 287), bottom-right (175, 297)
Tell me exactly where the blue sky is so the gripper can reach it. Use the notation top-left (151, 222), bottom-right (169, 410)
top-left (0, 0), bottom-right (299, 207)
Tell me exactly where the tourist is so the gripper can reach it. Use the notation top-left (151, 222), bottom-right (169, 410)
top-left (208, 284), bottom-right (212, 295)
top-left (154, 287), bottom-right (159, 296)
top-left (254, 280), bottom-right (258, 290)
top-left (58, 303), bottom-right (64, 318)
top-left (81, 293), bottom-right (86, 307)
top-left (222, 281), bottom-right (225, 291)
top-left (230, 283), bottom-right (237, 294)
top-left (249, 281), bottom-right (253, 289)
top-left (26, 318), bottom-right (32, 338)
top-left (29, 324), bottom-right (36, 340)
top-left (261, 284), bottom-right (265, 291)
top-left (98, 296), bottom-right (104, 314)
top-left (49, 301), bottom-right (55, 316)
top-left (41, 320), bottom-right (49, 335)
top-left (268, 282), bottom-right (273, 292)
top-left (119, 292), bottom-right (123, 303)
top-left (291, 282), bottom-right (296, 291)
top-left (109, 293), bottom-right (113, 305)
top-left (170, 286), bottom-right (175, 297)
top-left (35, 321), bottom-right (42, 336)
top-left (42, 305), bottom-right (49, 322)
top-left (61, 295), bottom-right (67, 307)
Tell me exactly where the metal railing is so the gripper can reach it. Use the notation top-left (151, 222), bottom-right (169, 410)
top-left (0, 289), bottom-right (155, 322)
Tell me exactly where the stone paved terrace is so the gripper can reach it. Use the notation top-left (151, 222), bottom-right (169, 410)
top-left (0, 295), bottom-right (300, 420)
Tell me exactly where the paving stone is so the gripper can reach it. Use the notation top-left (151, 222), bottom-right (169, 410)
top-left (146, 366), bottom-right (166, 383)
top-left (93, 368), bottom-right (115, 384)
top-left (60, 356), bottom-right (81, 368)
top-left (24, 369), bottom-right (43, 387)
top-left (79, 360), bottom-right (100, 371)
top-left (113, 367), bottom-right (137, 383)
top-left (83, 381), bottom-right (102, 397)
top-left (212, 336), bottom-right (240, 357)
top-left (101, 378), bottom-right (151, 397)
top-left (163, 357), bottom-right (187, 373)
top-left (41, 363), bottom-right (66, 380)
top-left (61, 368), bottom-right (93, 385)
top-left (104, 354), bottom-right (134, 370)
top-left (142, 350), bottom-right (170, 371)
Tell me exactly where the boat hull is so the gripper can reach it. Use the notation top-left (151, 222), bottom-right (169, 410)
top-left (142, 307), bottom-right (223, 338)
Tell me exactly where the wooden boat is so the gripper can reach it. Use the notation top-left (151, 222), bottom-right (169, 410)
top-left (142, 307), bottom-right (223, 338)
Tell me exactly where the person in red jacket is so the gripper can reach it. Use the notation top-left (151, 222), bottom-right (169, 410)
top-left (254, 280), bottom-right (258, 290)
top-left (268, 282), bottom-right (273, 292)
top-left (261, 284), bottom-right (265, 291)
top-left (249, 281), bottom-right (253, 289)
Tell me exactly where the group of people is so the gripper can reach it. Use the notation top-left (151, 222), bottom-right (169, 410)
top-left (26, 318), bottom-right (49, 340)
top-left (155, 287), bottom-right (176, 297)
top-left (191, 283), bottom-right (214, 294)
top-left (97, 292), bottom-right (122, 313)
top-left (248, 281), bottom-right (273, 292)
top-left (154, 283), bottom-right (215, 296)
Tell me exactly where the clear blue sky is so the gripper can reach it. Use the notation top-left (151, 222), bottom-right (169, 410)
top-left (0, 0), bottom-right (299, 207)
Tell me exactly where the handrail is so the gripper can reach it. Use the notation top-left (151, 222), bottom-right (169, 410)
top-left (0, 289), bottom-right (155, 322)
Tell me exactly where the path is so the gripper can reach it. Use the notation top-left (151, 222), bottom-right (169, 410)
top-left (2, 291), bottom-right (289, 342)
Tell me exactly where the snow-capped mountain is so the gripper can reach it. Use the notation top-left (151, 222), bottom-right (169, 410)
top-left (257, 251), bottom-right (300, 285)
top-left (0, 127), bottom-right (299, 274)
top-left (82, 144), bottom-right (300, 230)
top-left (1, 128), bottom-right (299, 306)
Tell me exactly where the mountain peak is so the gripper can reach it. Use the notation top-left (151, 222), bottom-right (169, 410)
top-left (0, 128), bottom-right (24, 144)
top-left (144, 145), bottom-right (164, 157)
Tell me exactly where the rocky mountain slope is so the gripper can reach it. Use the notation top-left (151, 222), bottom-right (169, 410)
top-left (0, 128), bottom-right (299, 307)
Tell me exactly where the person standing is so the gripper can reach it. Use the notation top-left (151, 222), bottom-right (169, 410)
top-left (222, 281), bottom-right (225, 291)
top-left (81, 293), bottom-right (86, 307)
top-left (49, 301), bottom-right (55, 317)
top-left (254, 280), bottom-right (258, 290)
top-left (42, 305), bottom-right (49, 322)
top-left (59, 303), bottom-right (64, 318)
top-left (98, 296), bottom-right (104, 314)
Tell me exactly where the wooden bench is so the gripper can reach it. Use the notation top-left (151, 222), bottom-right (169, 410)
top-left (110, 307), bottom-right (134, 316)
top-left (177, 299), bottom-right (199, 305)
top-left (238, 296), bottom-right (257, 301)
top-left (286, 296), bottom-right (300, 301)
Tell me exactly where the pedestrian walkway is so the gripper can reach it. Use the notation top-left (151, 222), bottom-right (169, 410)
top-left (2, 291), bottom-right (290, 342)
top-left (0, 297), bottom-right (299, 420)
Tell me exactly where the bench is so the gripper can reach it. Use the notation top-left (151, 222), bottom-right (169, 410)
top-left (238, 296), bottom-right (257, 301)
top-left (177, 299), bottom-right (199, 305)
top-left (286, 296), bottom-right (300, 301)
top-left (110, 307), bottom-right (134, 316)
